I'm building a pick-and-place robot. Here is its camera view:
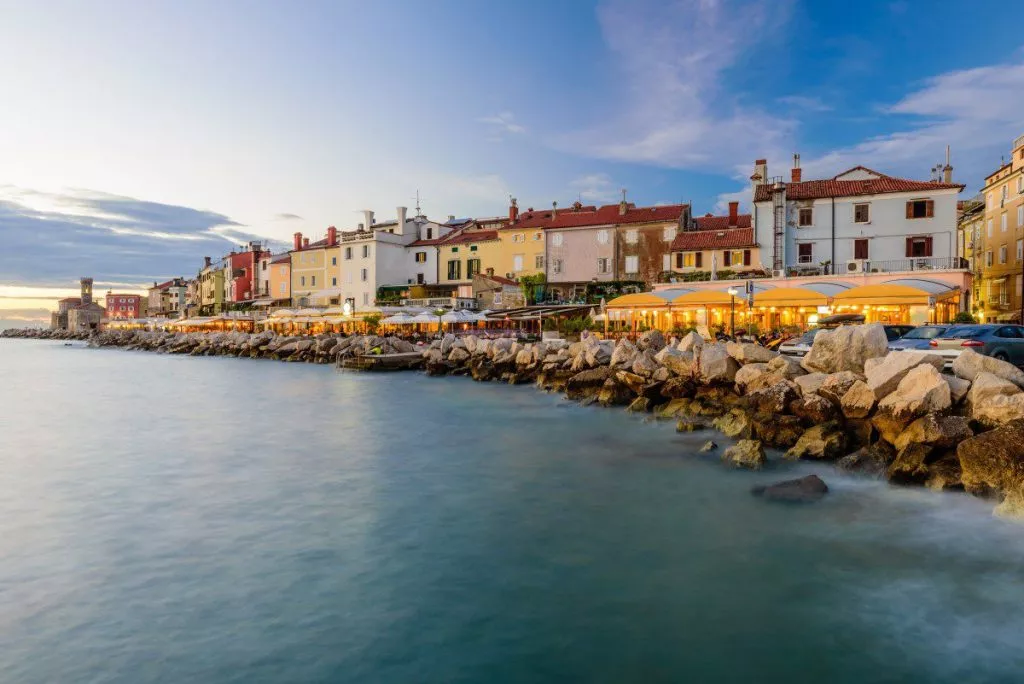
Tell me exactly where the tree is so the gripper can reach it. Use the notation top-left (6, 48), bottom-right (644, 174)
top-left (363, 314), bottom-right (382, 333)
top-left (953, 311), bottom-right (976, 324)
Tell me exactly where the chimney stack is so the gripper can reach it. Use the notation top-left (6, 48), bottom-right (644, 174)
top-left (363, 210), bottom-right (375, 233)
top-left (303, 237), bottom-right (310, 248)
top-left (396, 206), bottom-right (407, 235)
top-left (509, 197), bottom-right (519, 223)
top-left (791, 153), bottom-right (802, 183)
top-left (751, 159), bottom-right (768, 190)
top-left (619, 188), bottom-right (628, 216)
top-left (551, 200), bottom-right (558, 219)
top-left (942, 145), bottom-right (953, 184)
top-left (327, 226), bottom-right (337, 246)
top-left (728, 201), bottom-right (739, 226)
top-left (293, 232), bottom-right (302, 251)
top-left (204, 256), bottom-right (212, 268)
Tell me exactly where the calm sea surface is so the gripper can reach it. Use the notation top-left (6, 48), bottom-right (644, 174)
top-left (1, 339), bottom-right (1023, 683)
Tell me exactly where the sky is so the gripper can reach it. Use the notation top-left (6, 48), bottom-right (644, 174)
top-left (2, 0), bottom-right (1023, 319)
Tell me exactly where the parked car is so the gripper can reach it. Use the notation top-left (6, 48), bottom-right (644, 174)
top-left (882, 324), bottom-right (916, 342)
top-left (928, 324), bottom-right (1024, 367)
top-left (887, 325), bottom-right (951, 351)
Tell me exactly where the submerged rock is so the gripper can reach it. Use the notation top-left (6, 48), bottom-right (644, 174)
top-left (722, 440), bottom-right (767, 470)
top-left (784, 422), bottom-right (847, 461)
top-left (836, 442), bottom-right (895, 478)
top-left (751, 474), bottom-right (829, 503)
top-left (699, 440), bottom-right (718, 452)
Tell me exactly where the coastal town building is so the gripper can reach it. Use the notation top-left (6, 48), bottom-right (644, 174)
top-left (225, 242), bottom-right (272, 306)
top-left (975, 133), bottom-right (1024, 322)
top-left (751, 156), bottom-right (965, 275)
top-left (957, 196), bottom-right (985, 313)
top-left (432, 217), bottom-right (507, 300)
top-left (266, 254), bottom-right (292, 306)
top-left (613, 199), bottom-right (690, 285)
top-left (496, 200), bottom-right (547, 282)
top-left (197, 257), bottom-right (226, 315)
top-left (66, 278), bottom-right (104, 332)
top-left (669, 204), bottom-right (760, 279)
top-left (147, 278), bottom-right (187, 318)
top-left (472, 272), bottom-right (525, 309)
top-left (105, 292), bottom-right (144, 319)
top-left (50, 296), bottom-right (81, 330)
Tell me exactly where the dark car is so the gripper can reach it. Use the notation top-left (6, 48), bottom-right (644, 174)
top-left (929, 324), bottom-right (1024, 366)
top-left (882, 324), bottom-right (916, 342)
top-left (888, 325), bottom-right (951, 350)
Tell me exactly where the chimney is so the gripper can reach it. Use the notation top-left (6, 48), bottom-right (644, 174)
top-left (619, 188), bottom-right (628, 216)
top-left (751, 158), bottom-right (768, 190)
top-left (327, 225), bottom-right (337, 246)
top-left (791, 153), bottom-right (802, 183)
top-left (942, 145), bottom-right (953, 184)
top-left (303, 237), bottom-right (310, 248)
top-left (204, 256), bottom-right (212, 267)
top-left (728, 201), bottom-right (739, 226)
top-left (363, 210), bottom-right (375, 233)
top-left (551, 200), bottom-right (558, 219)
top-left (509, 197), bottom-right (519, 223)
top-left (293, 232), bottom-right (302, 251)
top-left (396, 206), bottom-right (407, 235)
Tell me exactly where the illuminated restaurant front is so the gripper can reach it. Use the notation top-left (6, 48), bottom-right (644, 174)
top-left (604, 279), bottom-right (963, 334)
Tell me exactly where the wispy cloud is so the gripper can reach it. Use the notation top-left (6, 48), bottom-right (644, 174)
top-left (0, 186), bottom-right (285, 287)
top-left (274, 212), bottom-right (303, 221)
top-left (777, 95), bottom-right (833, 112)
top-left (558, 0), bottom-right (795, 171)
top-left (478, 111), bottom-right (526, 138)
top-left (568, 173), bottom-right (620, 203)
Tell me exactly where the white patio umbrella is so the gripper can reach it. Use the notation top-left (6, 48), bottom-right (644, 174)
top-left (382, 312), bottom-right (414, 325)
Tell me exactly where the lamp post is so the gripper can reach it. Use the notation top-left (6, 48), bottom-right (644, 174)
top-left (727, 286), bottom-right (738, 338)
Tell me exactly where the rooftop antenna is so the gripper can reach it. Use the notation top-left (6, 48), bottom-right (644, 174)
top-left (621, 188), bottom-right (627, 203)
top-left (412, 190), bottom-right (424, 217)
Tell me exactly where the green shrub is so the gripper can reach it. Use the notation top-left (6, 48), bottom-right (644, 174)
top-left (952, 311), bottom-right (977, 324)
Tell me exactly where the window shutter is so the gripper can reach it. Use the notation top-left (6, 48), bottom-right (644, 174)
top-left (723, 250), bottom-right (731, 266)
top-left (924, 236), bottom-right (933, 257)
top-left (675, 253), bottom-right (683, 268)
top-left (905, 202), bottom-right (913, 219)
top-left (743, 249), bottom-right (751, 266)
top-left (905, 237), bottom-right (913, 257)
top-left (925, 200), bottom-right (934, 218)
top-left (695, 252), bottom-right (703, 268)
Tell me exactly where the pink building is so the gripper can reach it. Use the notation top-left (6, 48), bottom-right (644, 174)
top-left (106, 293), bottom-right (143, 319)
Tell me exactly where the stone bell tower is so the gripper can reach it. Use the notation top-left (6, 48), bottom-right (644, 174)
top-left (80, 277), bottom-right (93, 306)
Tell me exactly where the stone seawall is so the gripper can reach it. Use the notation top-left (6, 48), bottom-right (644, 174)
top-left (6, 324), bottom-right (1024, 519)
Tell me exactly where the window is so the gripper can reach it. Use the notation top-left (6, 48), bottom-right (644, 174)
top-left (597, 257), bottom-right (609, 274)
top-left (597, 230), bottom-right (609, 245)
top-left (854, 203), bottom-right (870, 223)
top-left (1002, 185), bottom-right (1009, 202)
top-left (999, 245), bottom-right (1008, 264)
top-left (280, 266), bottom-right (287, 275)
top-left (535, 255), bottom-right (544, 269)
top-left (300, 276), bottom-right (306, 286)
top-left (467, 259), bottom-right (481, 278)
top-left (363, 293), bottom-right (369, 306)
top-left (360, 269), bottom-right (368, 282)
top-left (625, 255), bottom-right (639, 273)
top-left (663, 226), bottom-right (675, 241)
top-left (551, 233), bottom-right (563, 247)
top-left (797, 243), bottom-right (813, 263)
top-left (331, 257), bottom-right (337, 266)
top-left (988, 219), bottom-right (994, 238)
top-left (426, 228), bottom-right (432, 240)
top-left (415, 251), bottom-right (427, 263)
top-left (987, 193), bottom-right (994, 209)
top-left (1018, 239), bottom-right (1023, 262)
top-left (986, 251), bottom-right (993, 267)
top-left (513, 255), bottom-right (523, 271)
top-left (854, 238), bottom-right (869, 259)
top-left (626, 230), bottom-right (638, 244)
top-left (279, 282), bottom-right (286, 295)
top-left (553, 259), bottom-right (563, 274)
top-left (452, 247), bottom-right (459, 253)
top-left (261, 261), bottom-right (267, 271)
top-left (723, 250), bottom-right (744, 266)
top-left (345, 247), bottom-right (352, 260)
top-left (1002, 213), bottom-right (1008, 232)
top-left (679, 252), bottom-right (701, 268)
top-left (662, 253), bottom-right (671, 271)
top-left (470, 245), bottom-right (478, 252)
top-left (1019, 205), bottom-right (1024, 227)
top-left (331, 277), bottom-right (337, 286)
top-left (798, 208), bottom-right (813, 226)
top-left (447, 260), bottom-right (461, 280)
top-left (905, 199), bottom-right (934, 219)
top-left (1018, 177), bottom-right (1023, 194)
top-left (362, 245), bottom-right (370, 258)
top-left (311, 275), bottom-right (316, 286)
top-left (533, 232), bottom-right (542, 241)
top-left (416, 273), bottom-right (425, 284)
top-left (905, 236), bottom-right (933, 258)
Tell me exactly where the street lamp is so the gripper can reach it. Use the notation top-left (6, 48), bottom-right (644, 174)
top-left (727, 286), bottom-right (738, 337)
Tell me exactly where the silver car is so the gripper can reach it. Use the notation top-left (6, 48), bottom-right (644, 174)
top-left (928, 324), bottom-right (1024, 367)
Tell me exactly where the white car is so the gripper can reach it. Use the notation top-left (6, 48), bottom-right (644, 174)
top-left (779, 329), bottom-right (821, 357)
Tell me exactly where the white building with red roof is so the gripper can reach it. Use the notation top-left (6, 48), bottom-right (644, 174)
top-left (751, 157), bottom-right (964, 275)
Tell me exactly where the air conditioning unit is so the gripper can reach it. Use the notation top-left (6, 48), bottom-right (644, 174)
top-left (846, 259), bottom-right (868, 274)
top-left (771, 269), bottom-right (787, 278)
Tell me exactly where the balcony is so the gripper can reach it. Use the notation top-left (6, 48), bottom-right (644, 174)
top-left (400, 297), bottom-right (478, 310)
top-left (988, 295), bottom-right (1011, 310)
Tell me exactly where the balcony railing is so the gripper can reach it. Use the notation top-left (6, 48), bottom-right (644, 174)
top-left (988, 295), bottom-right (1011, 310)
top-left (400, 297), bottom-right (478, 310)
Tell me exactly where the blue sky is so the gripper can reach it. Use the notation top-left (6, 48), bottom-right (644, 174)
top-left (2, 0), bottom-right (1023, 309)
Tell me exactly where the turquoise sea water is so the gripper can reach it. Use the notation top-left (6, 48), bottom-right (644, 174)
top-left (2, 339), bottom-right (1023, 683)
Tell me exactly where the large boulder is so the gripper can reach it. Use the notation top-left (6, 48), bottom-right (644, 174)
top-left (925, 453), bottom-right (963, 492)
top-left (631, 350), bottom-right (660, 377)
top-left (440, 333), bottom-right (457, 356)
top-left (726, 341), bottom-right (778, 364)
top-left (967, 372), bottom-right (1024, 427)
top-left (751, 474), bottom-right (829, 503)
top-left (837, 442), bottom-right (895, 478)
top-left (893, 414), bottom-right (972, 453)
top-left (865, 351), bottom-right (946, 400)
top-left (746, 380), bottom-right (799, 415)
top-left (752, 414), bottom-right (805, 448)
top-left (875, 364), bottom-right (951, 423)
top-left (791, 394), bottom-right (839, 425)
top-left (957, 419), bottom-right (1024, 501)
top-left (794, 372), bottom-right (828, 396)
top-left (597, 378), bottom-right (634, 407)
top-left (840, 380), bottom-right (876, 419)
top-left (614, 370), bottom-right (647, 395)
top-left (713, 409), bottom-right (753, 439)
top-left (677, 331), bottom-right (704, 353)
top-left (698, 343), bottom-right (739, 384)
top-left (801, 323), bottom-right (888, 374)
top-left (565, 367), bottom-right (613, 401)
top-left (952, 349), bottom-right (1024, 389)
top-left (448, 347), bottom-right (470, 363)
top-left (886, 443), bottom-right (933, 486)
top-left (658, 348), bottom-right (696, 378)
top-left (722, 440), bottom-right (767, 470)
top-left (817, 371), bottom-right (862, 406)
top-left (944, 375), bottom-right (971, 404)
top-left (734, 363), bottom-right (769, 393)
top-left (785, 422), bottom-right (847, 460)
top-left (637, 329), bottom-right (666, 352)
top-left (767, 355), bottom-right (806, 380)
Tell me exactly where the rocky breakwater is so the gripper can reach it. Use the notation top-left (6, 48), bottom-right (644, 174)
top-left (423, 324), bottom-right (1024, 518)
top-left (2, 327), bottom-right (421, 366)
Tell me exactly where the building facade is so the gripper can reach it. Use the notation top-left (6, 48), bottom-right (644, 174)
top-left (226, 242), bottom-right (272, 306)
top-left (613, 201), bottom-right (690, 285)
top-left (66, 277), bottom-right (104, 331)
top-left (267, 254), bottom-right (291, 305)
top-left (106, 292), bottom-right (144, 319)
top-left (976, 134), bottom-right (1024, 322)
top-left (197, 257), bottom-right (225, 315)
top-left (752, 159), bottom-right (964, 275)
top-left (433, 219), bottom-right (505, 298)
top-left (147, 278), bottom-right (187, 318)
top-left (670, 205), bottom-right (760, 279)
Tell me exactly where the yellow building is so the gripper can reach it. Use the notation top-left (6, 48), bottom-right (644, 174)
top-left (435, 222), bottom-right (505, 297)
top-left (268, 254), bottom-right (292, 305)
top-left (669, 210), bottom-right (761, 281)
top-left (289, 229), bottom-right (341, 307)
top-left (976, 133), bottom-right (1024, 323)
top-left (957, 196), bottom-right (984, 311)
top-left (496, 201), bottom-right (546, 280)
top-left (198, 257), bottom-right (225, 315)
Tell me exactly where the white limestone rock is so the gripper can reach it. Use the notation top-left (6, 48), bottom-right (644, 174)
top-left (876, 364), bottom-right (952, 422)
top-left (677, 331), bottom-right (704, 353)
top-left (864, 351), bottom-right (945, 400)
top-left (801, 323), bottom-right (888, 374)
top-left (698, 342), bottom-right (739, 384)
top-left (794, 372), bottom-right (828, 396)
top-left (840, 380), bottom-right (877, 419)
top-left (952, 349), bottom-right (1024, 390)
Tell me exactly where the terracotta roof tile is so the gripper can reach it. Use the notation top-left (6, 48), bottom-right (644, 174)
top-left (693, 214), bottom-right (752, 231)
top-left (753, 168), bottom-right (964, 202)
top-left (439, 229), bottom-right (499, 245)
top-left (671, 227), bottom-right (755, 251)
top-left (508, 203), bottom-right (686, 230)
